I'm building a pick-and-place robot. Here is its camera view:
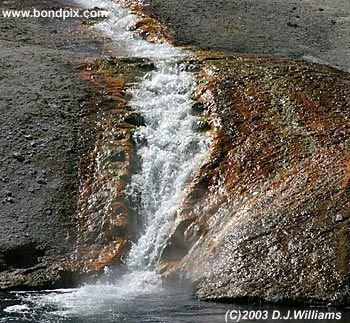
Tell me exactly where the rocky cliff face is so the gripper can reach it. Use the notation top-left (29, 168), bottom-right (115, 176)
top-left (158, 53), bottom-right (350, 305)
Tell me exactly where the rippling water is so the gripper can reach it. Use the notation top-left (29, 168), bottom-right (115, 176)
top-left (0, 288), bottom-right (258, 322)
top-left (2, 287), bottom-right (350, 322)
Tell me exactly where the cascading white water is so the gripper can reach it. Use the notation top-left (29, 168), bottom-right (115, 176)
top-left (77, 0), bottom-right (184, 60)
top-left (73, 0), bottom-right (208, 272)
top-left (6, 0), bottom-right (208, 317)
top-left (126, 60), bottom-right (208, 269)
top-left (75, 0), bottom-right (208, 270)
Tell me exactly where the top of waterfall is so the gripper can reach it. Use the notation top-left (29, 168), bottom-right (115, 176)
top-left (76, 0), bottom-right (189, 60)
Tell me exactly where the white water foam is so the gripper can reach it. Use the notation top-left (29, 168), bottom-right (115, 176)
top-left (4, 304), bottom-right (30, 314)
top-left (77, 0), bottom-right (185, 59)
top-left (126, 61), bottom-right (208, 269)
top-left (7, 0), bottom-right (208, 317)
top-left (14, 271), bottom-right (161, 318)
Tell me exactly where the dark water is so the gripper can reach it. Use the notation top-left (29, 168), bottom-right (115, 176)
top-left (1, 285), bottom-right (350, 323)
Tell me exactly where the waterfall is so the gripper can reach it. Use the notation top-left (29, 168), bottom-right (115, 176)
top-left (74, 0), bottom-right (208, 270)
top-left (7, 0), bottom-right (208, 317)
top-left (126, 60), bottom-right (207, 270)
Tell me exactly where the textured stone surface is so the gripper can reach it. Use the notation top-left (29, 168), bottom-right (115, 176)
top-left (159, 54), bottom-right (350, 305)
top-left (69, 58), bottom-right (154, 276)
top-left (146, 0), bottom-right (350, 72)
top-left (0, 0), bottom-right (101, 289)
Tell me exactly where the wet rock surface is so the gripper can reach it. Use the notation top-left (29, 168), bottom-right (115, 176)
top-left (159, 54), bottom-right (350, 305)
top-left (1, 0), bottom-right (349, 307)
top-left (70, 58), bottom-right (152, 276)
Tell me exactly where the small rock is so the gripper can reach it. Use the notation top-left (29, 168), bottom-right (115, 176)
top-left (335, 214), bottom-right (343, 222)
top-left (37, 178), bottom-right (47, 185)
top-left (4, 190), bottom-right (12, 197)
top-left (193, 118), bottom-right (211, 132)
top-left (3, 197), bottom-right (15, 204)
top-left (191, 102), bottom-right (206, 115)
top-left (12, 152), bottom-right (25, 162)
top-left (123, 113), bottom-right (145, 127)
top-left (287, 22), bottom-right (300, 28)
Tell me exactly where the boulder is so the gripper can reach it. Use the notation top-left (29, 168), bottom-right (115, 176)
top-left (159, 54), bottom-right (350, 305)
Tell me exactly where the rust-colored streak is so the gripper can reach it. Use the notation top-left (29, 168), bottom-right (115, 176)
top-left (158, 54), bottom-right (350, 305)
top-left (115, 0), bottom-right (173, 44)
top-left (67, 61), bottom-right (137, 275)
top-left (341, 157), bottom-right (350, 190)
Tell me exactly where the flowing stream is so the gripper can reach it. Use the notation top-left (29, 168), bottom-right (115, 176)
top-left (1, 1), bottom-right (210, 321)
top-left (76, 0), bottom-right (210, 273)
top-left (2, 1), bottom-right (350, 322)
top-left (126, 60), bottom-right (208, 270)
